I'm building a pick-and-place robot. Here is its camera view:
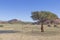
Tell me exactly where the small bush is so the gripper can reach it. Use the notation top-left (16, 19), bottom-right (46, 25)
top-left (54, 24), bottom-right (57, 27)
top-left (0, 25), bottom-right (4, 27)
top-left (48, 24), bottom-right (51, 27)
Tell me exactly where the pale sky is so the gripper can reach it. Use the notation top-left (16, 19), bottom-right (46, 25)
top-left (0, 0), bottom-right (60, 22)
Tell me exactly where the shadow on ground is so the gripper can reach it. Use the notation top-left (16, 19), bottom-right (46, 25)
top-left (0, 30), bottom-right (20, 33)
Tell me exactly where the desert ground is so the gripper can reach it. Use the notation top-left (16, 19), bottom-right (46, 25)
top-left (0, 24), bottom-right (60, 40)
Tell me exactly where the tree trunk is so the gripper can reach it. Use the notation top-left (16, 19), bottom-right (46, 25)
top-left (41, 22), bottom-right (44, 32)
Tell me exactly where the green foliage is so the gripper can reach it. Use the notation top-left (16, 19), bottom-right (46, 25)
top-left (31, 11), bottom-right (58, 22)
top-left (0, 25), bottom-right (4, 27)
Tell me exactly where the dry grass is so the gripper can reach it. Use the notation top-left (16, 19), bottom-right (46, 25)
top-left (0, 24), bottom-right (60, 40)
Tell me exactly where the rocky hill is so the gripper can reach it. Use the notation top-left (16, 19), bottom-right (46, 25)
top-left (0, 19), bottom-right (32, 24)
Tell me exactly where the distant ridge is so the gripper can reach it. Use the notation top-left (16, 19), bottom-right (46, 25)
top-left (8, 19), bottom-right (24, 24)
top-left (0, 19), bottom-right (32, 24)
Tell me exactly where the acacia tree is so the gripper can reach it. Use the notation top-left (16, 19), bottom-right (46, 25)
top-left (31, 11), bottom-right (58, 32)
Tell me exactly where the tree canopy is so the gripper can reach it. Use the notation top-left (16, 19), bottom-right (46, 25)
top-left (31, 11), bottom-right (58, 21)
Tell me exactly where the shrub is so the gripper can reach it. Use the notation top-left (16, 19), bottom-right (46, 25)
top-left (47, 24), bottom-right (51, 27)
top-left (54, 24), bottom-right (57, 27)
top-left (0, 25), bottom-right (4, 27)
